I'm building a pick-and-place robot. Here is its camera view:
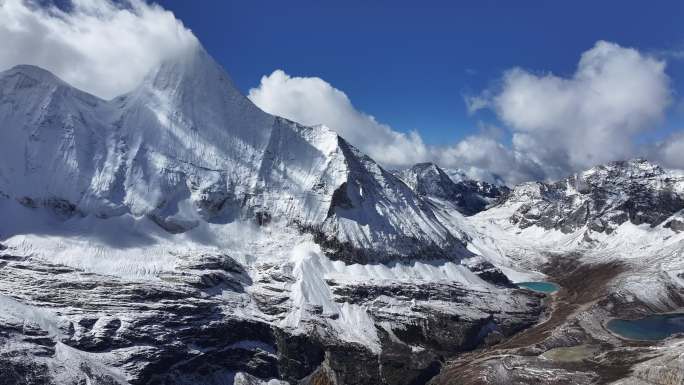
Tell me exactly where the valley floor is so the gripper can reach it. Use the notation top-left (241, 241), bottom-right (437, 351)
top-left (430, 254), bottom-right (684, 385)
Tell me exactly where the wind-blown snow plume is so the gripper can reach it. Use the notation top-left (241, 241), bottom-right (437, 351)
top-left (0, 0), bottom-right (197, 99)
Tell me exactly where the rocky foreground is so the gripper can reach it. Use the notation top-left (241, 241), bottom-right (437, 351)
top-left (0, 239), bottom-right (544, 385)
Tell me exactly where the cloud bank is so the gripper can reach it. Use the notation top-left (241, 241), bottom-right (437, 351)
top-left (250, 41), bottom-right (677, 184)
top-left (248, 70), bottom-right (431, 167)
top-left (472, 40), bottom-right (672, 179)
top-left (650, 132), bottom-right (684, 169)
top-left (0, 0), bottom-right (197, 99)
top-left (1, 3), bottom-right (678, 184)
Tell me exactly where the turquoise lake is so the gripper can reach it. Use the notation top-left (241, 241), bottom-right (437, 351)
top-left (606, 314), bottom-right (684, 341)
top-left (515, 281), bottom-right (560, 293)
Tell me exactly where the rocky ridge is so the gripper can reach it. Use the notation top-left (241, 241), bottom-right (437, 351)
top-left (394, 163), bottom-right (509, 216)
top-left (0, 41), bottom-right (541, 385)
top-left (501, 159), bottom-right (684, 235)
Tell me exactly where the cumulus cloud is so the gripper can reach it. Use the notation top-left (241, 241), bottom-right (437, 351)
top-left (250, 41), bottom-right (678, 184)
top-left (0, 0), bottom-right (197, 99)
top-left (248, 70), bottom-right (431, 168)
top-left (492, 41), bottom-right (671, 175)
top-left (248, 70), bottom-right (517, 182)
top-left (462, 41), bottom-right (678, 182)
top-left (438, 133), bottom-right (545, 184)
top-left (475, 40), bottom-right (672, 180)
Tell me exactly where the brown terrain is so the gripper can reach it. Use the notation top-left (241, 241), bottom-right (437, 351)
top-left (429, 254), bottom-right (683, 385)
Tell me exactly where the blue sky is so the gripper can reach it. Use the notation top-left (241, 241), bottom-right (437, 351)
top-left (158, 0), bottom-right (684, 145)
top-left (2, 0), bottom-right (683, 182)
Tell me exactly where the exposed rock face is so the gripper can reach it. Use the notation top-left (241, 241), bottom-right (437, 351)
top-left (611, 340), bottom-right (684, 385)
top-left (0, 46), bottom-right (544, 382)
top-left (500, 159), bottom-right (684, 234)
top-left (395, 163), bottom-right (509, 216)
top-left (460, 258), bottom-right (516, 288)
top-left (0, 54), bottom-right (479, 265)
top-left (0, 253), bottom-right (281, 385)
top-left (0, 248), bottom-right (542, 385)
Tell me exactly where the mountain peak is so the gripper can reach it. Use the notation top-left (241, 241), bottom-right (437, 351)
top-left (580, 158), bottom-right (665, 181)
top-left (396, 162), bottom-right (509, 215)
top-left (1, 64), bottom-right (79, 94)
top-left (501, 158), bottom-right (684, 234)
top-left (411, 162), bottom-right (441, 172)
top-left (3, 64), bottom-right (63, 82)
top-left (123, 42), bottom-right (272, 143)
top-left (133, 43), bottom-right (260, 116)
top-left (140, 44), bottom-right (237, 94)
top-left (0, 64), bottom-right (104, 108)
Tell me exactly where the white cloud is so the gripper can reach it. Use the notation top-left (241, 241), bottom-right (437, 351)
top-left (248, 70), bottom-right (431, 168)
top-left (649, 131), bottom-right (684, 169)
top-left (248, 70), bottom-right (524, 183)
top-left (0, 0), bottom-right (197, 99)
top-left (249, 42), bottom-right (675, 184)
top-left (456, 41), bottom-right (672, 180)
top-left (437, 133), bottom-right (545, 184)
top-left (464, 93), bottom-right (490, 115)
top-left (4, 3), bottom-right (674, 185)
top-left (479, 40), bottom-right (672, 179)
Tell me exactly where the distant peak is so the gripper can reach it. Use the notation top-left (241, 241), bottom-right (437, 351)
top-left (0, 64), bottom-right (102, 102)
top-left (621, 158), bottom-right (657, 167)
top-left (587, 158), bottom-right (664, 174)
top-left (7, 64), bottom-right (52, 74)
top-left (413, 162), bottom-right (437, 167)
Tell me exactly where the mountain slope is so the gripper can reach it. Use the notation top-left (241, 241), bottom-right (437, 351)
top-left (498, 159), bottom-right (684, 235)
top-left (6, 39), bottom-right (682, 385)
top-left (395, 162), bottom-right (509, 216)
top-left (430, 160), bottom-right (684, 385)
top-left (0, 45), bottom-right (474, 264)
top-left (0, 43), bottom-right (542, 385)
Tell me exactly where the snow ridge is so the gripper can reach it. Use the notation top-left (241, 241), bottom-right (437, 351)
top-left (394, 162), bottom-right (509, 216)
top-left (0, 43), bottom-right (472, 263)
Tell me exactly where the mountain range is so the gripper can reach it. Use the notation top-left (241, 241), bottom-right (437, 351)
top-left (0, 41), bottom-right (682, 385)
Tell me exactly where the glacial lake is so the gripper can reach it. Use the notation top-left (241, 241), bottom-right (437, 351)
top-left (606, 314), bottom-right (684, 341)
top-left (515, 281), bottom-right (560, 293)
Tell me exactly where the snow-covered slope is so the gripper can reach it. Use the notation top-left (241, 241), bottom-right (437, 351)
top-left (469, 159), bottom-right (684, 304)
top-left (431, 160), bottom-right (684, 385)
top-left (0, 42), bottom-right (542, 385)
top-left (0, 45), bottom-right (475, 264)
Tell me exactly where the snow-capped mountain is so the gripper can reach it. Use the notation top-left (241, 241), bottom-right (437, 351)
top-left (394, 163), bottom-right (509, 215)
top-left (2, 39), bottom-right (683, 385)
top-left (0, 42), bottom-right (542, 385)
top-left (0, 45), bottom-right (474, 264)
top-left (498, 159), bottom-right (684, 235)
top-left (426, 159), bottom-right (684, 385)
